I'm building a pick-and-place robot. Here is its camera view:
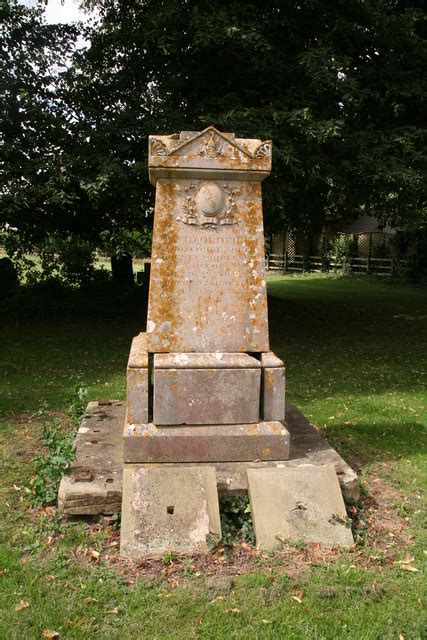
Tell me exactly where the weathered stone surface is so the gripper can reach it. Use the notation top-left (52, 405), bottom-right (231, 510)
top-left (261, 352), bottom-right (284, 368)
top-left (123, 421), bottom-right (290, 463)
top-left (262, 366), bottom-right (285, 421)
top-left (58, 401), bottom-right (123, 515)
top-left (126, 368), bottom-right (149, 425)
top-left (148, 126), bottom-right (272, 185)
top-left (154, 352), bottom-right (261, 369)
top-left (127, 332), bottom-right (149, 368)
top-left (247, 465), bottom-right (354, 549)
top-left (146, 128), bottom-right (271, 354)
top-left (120, 466), bottom-right (221, 558)
top-left (153, 367), bottom-right (261, 425)
top-left (126, 332), bottom-right (150, 425)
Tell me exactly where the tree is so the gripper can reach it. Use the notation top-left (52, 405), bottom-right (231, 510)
top-left (1, 1), bottom-right (80, 251)
top-left (70, 0), bottom-right (425, 234)
top-left (2, 0), bottom-right (425, 275)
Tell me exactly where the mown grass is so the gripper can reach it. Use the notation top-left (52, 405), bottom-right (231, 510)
top-left (0, 273), bottom-right (425, 639)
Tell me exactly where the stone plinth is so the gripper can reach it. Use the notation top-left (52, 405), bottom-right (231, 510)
top-left (153, 352), bottom-right (261, 425)
top-left (124, 421), bottom-right (290, 463)
top-left (58, 402), bottom-right (359, 515)
top-left (261, 352), bottom-right (285, 422)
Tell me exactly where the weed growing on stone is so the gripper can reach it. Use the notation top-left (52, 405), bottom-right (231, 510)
top-left (28, 421), bottom-right (75, 506)
top-left (219, 495), bottom-right (255, 545)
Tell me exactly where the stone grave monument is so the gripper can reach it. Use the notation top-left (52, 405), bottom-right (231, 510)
top-left (57, 126), bottom-right (356, 554)
top-left (120, 126), bottom-right (291, 556)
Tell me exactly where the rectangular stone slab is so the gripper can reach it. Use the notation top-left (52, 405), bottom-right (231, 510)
top-left (120, 466), bottom-right (221, 558)
top-left (153, 367), bottom-right (261, 425)
top-left (247, 465), bottom-right (354, 550)
top-left (147, 178), bottom-right (269, 353)
top-left (123, 421), bottom-right (290, 463)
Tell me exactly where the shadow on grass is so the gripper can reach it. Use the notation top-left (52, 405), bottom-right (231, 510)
top-left (323, 420), bottom-right (425, 461)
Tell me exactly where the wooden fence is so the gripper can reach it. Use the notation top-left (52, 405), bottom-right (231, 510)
top-left (266, 253), bottom-right (407, 277)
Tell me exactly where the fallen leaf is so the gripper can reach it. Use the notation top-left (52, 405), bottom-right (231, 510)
top-left (89, 549), bottom-right (100, 561)
top-left (42, 631), bottom-right (60, 639)
top-left (401, 565), bottom-right (419, 573)
top-left (394, 557), bottom-right (415, 565)
top-left (15, 600), bottom-right (30, 612)
top-left (210, 596), bottom-right (224, 603)
top-left (262, 619), bottom-right (272, 624)
top-left (227, 608), bottom-right (240, 613)
top-left (168, 577), bottom-right (179, 590)
top-left (106, 607), bottom-right (118, 615)
top-left (291, 591), bottom-right (304, 604)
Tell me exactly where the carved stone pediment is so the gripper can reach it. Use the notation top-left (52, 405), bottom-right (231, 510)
top-left (148, 126), bottom-right (272, 185)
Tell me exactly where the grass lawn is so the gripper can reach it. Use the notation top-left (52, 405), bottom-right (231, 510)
top-left (0, 274), bottom-right (425, 639)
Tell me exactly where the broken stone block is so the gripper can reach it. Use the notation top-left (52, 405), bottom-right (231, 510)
top-left (126, 332), bottom-right (149, 424)
top-left (247, 465), bottom-right (354, 549)
top-left (120, 466), bottom-right (221, 557)
top-left (153, 352), bottom-right (261, 425)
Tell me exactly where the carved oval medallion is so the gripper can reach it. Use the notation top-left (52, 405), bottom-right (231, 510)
top-left (195, 182), bottom-right (224, 217)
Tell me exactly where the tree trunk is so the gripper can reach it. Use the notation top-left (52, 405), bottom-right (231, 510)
top-left (111, 253), bottom-right (134, 285)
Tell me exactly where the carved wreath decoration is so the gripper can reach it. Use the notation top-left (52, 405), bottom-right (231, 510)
top-left (177, 181), bottom-right (239, 228)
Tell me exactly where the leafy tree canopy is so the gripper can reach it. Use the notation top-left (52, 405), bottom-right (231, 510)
top-left (71, 0), bottom-right (426, 233)
top-left (1, 0), bottom-right (425, 260)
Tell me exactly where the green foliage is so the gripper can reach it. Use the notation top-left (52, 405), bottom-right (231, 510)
top-left (2, 0), bottom-right (425, 262)
top-left (67, 382), bottom-right (89, 424)
top-left (3, 229), bottom-right (96, 286)
top-left (39, 234), bottom-right (96, 286)
top-left (28, 421), bottom-right (75, 506)
top-left (100, 225), bottom-right (153, 260)
top-left (388, 229), bottom-right (427, 279)
top-left (71, 0), bottom-right (425, 234)
top-left (219, 495), bottom-right (255, 545)
top-left (329, 234), bottom-right (358, 273)
top-left (28, 384), bottom-right (87, 506)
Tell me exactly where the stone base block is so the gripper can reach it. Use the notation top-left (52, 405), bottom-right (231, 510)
top-left (58, 402), bottom-right (359, 515)
top-left (120, 465), bottom-right (221, 558)
top-left (247, 465), bottom-right (354, 550)
top-left (153, 352), bottom-right (261, 425)
top-left (124, 421), bottom-right (290, 463)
